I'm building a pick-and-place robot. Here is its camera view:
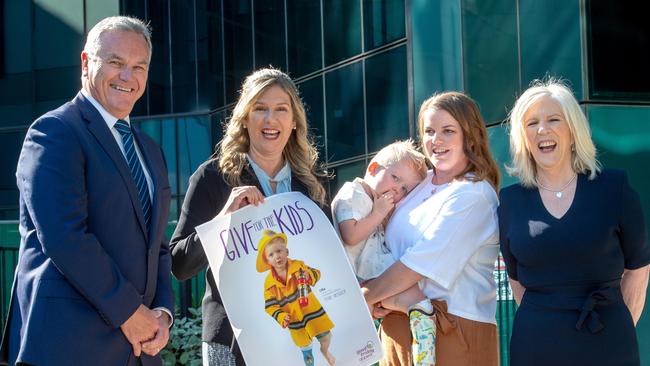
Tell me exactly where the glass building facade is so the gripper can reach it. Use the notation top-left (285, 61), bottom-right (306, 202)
top-left (2, 0), bottom-right (650, 364)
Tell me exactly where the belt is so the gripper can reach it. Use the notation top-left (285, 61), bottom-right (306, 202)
top-left (523, 279), bottom-right (621, 334)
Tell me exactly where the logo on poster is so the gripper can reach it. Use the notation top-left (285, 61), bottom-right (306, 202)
top-left (356, 341), bottom-right (376, 362)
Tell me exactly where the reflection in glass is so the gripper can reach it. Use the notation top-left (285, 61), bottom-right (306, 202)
top-left (197, 0), bottom-right (225, 110)
top-left (224, 0), bottom-right (253, 103)
top-left (462, 0), bottom-right (518, 124)
top-left (287, 0), bottom-right (322, 77)
top-left (363, 0), bottom-right (405, 51)
top-left (0, 131), bottom-right (26, 198)
top-left (178, 116), bottom-right (213, 194)
top-left (297, 76), bottom-right (325, 161)
top-left (325, 62), bottom-right (365, 162)
top-left (329, 160), bottom-right (367, 196)
top-left (519, 0), bottom-right (582, 99)
top-left (210, 110), bottom-right (228, 149)
top-left (254, 0), bottom-right (286, 70)
top-left (171, 0), bottom-right (198, 112)
top-left (365, 46), bottom-right (409, 152)
top-left (323, 0), bottom-right (361, 65)
top-left (134, 118), bottom-right (178, 196)
top-left (147, 0), bottom-right (173, 115)
top-left (410, 0), bottom-right (462, 108)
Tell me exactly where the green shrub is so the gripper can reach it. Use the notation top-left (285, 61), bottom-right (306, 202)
top-left (162, 307), bottom-right (203, 366)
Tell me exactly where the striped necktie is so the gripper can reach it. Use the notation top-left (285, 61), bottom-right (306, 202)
top-left (115, 119), bottom-right (152, 233)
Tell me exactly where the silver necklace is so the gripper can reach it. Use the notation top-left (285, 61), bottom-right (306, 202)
top-left (536, 174), bottom-right (577, 199)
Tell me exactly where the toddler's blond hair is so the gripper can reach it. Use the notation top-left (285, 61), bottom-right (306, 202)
top-left (370, 140), bottom-right (427, 180)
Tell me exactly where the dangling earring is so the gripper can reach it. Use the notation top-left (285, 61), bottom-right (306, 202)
top-left (571, 144), bottom-right (575, 152)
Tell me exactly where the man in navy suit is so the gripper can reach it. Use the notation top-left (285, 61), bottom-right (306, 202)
top-left (0, 16), bottom-right (174, 366)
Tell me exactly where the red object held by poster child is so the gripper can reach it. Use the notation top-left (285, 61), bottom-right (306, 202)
top-left (297, 269), bottom-right (309, 307)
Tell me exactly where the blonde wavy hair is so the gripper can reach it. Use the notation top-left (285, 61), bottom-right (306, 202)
top-left (418, 92), bottom-right (500, 190)
top-left (507, 79), bottom-right (600, 187)
top-left (215, 68), bottom-right (326, 206)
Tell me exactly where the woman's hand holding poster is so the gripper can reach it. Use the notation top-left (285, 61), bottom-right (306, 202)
top-left (196, 192), bottom-right (382, 366)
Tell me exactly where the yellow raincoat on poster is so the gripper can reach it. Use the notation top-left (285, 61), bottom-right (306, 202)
top-left (263, 259), bottom-right (335, 348)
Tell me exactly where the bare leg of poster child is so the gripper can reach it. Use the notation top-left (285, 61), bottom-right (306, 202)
top-left (317, 332), bottom-right (336, 365)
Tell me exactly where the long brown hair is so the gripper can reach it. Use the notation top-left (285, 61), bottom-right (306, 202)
top-left (215, 68), bottom-right (326, 205)
top-left (418, 92), bottom-right (500, 191)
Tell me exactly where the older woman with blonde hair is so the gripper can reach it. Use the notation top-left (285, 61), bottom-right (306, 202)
top-left (499, 79), bottom-right (650, 366)
top-left (363, 92), bottom-right (501, 366)
top-left (170, 68), bottom-right (328, 365)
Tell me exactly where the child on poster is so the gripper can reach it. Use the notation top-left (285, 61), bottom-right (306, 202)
top-left (331, 140), bottom-right (436, 365)
top-left (256, 229), bottom-right (336, 366)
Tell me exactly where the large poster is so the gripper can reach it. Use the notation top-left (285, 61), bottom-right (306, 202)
top-left (196, 192), bottom-right (382, 366)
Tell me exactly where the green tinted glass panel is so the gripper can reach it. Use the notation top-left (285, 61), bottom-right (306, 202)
top-left (33, 0), bottom-right (83, 69)
top-left (287, 0), bottom-right (322, 77)
top-left (224, 0), bottom-right (253, 103)
top-left (410, 0), bottom-right (462, 110)
top-left (135, 118), bottom-right (179, 196)
top-left (298, 76), bottom-right (326, 161)
top-left (197, 0), bottom-right (225, 110)
top-left (329, 160), bottom-right (368, 197)
top-left (254, 0), bottom-right (286, 70)
top-left (35, 67), bottom-right (78, 102)
top-left (147, 0), bottom-right (173, 115)
top-left (171, 0), bottom-right (198, 112)
top-left (586, 105), bottom-right (650, 365)
top-left (169, 196), bottom-right (179, 225)
top-left (365, 46), bottom-right (409, 152)
top-left (363, 0), bottom-right (405, 51)
top-left (462, 0), bottom-right (518, 124)
top-left (487, 123), bottom-right (517, 188)
top-left (210, 110), bottom-right (227, 148)
top-left (0, 131), bottom-right (25, 204)
top-left (325, 62), bottom-right (365, 162)
top-left (1, 222), bottom-right (19, 329)
top-left (323, 0), bottom-right (362, 65)
top-left (519, 0), bottom-right (582, 99)
top-left (178, 116), bottom-right (213, 194)
top-left (0, 104), bottom-right (32, 128)
top-left (85, 0), bottom-right (119, 30)
top-left (4, 0), bottom-right (32, 73)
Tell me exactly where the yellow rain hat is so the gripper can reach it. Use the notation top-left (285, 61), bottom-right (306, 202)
top-left (255, 229), bottom-right (288, 272)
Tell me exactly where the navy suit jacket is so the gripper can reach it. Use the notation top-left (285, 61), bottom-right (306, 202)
top-left (0, 93), bottom-right (174, 366)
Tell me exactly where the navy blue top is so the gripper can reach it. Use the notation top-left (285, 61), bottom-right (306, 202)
top-left (498, 169), bottom-right (650, 366)
top-left (499, 169), bottom-right (650, 288)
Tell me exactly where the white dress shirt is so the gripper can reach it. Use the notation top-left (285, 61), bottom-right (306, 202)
top-left (81, 90), bottom-right (154, 201)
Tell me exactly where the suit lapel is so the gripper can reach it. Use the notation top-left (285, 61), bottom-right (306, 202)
top-left (75, 93), bottom-right (149, 241)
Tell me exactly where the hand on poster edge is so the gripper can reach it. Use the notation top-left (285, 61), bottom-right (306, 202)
top-left (219, 186), bottom-right (265, 216)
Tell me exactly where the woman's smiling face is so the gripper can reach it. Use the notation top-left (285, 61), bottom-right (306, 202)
top-left (245, 85), bottom-right (295, 163)
top-left (523, 95), bottom-right (574, 174)
top-left (422, 108), bottom-right (469, 179)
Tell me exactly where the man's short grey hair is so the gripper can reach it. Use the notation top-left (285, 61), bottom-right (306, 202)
top-left (83, 16), bottom-right (152, 60)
